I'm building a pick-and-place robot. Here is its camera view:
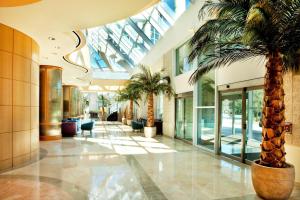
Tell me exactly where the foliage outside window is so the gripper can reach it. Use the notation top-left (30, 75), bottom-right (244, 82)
top-left (176, 40), bottom-right (195, 75)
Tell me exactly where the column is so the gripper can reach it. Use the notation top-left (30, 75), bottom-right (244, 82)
top-left (39, 65), bottom-right (63, 141)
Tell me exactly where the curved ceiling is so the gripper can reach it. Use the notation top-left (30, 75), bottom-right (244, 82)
top-left (0, 0), bottom-right (40, 7)
top-left (0, 0), bottom-right (159, 86)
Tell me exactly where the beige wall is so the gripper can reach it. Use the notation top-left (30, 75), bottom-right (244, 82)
top-left (283, 71), bottom-right (300, 182)
top-left (0, 23), bottom-right (39, 171)
top-left (216, 57), bottom-right (265, 86)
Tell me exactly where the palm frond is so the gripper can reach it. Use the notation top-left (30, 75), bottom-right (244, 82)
top-left (189, 47), bottom-right (261, 84)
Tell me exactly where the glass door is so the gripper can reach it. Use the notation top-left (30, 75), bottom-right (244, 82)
top-left (219, 88), bottom-right (263, 162)
top-left (175, 97), bottom-right (193, 141)
top-left (245, 89), bottom-right (263, 161)
top-left (220, 92), bottom-right (243, 159)
top-left (175, 99), bottom-right (185, 139)
top-left (184, 97), bottom-right (193, 141)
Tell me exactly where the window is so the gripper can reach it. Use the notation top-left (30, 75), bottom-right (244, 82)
top-left (155, 93), bottom-right (164, 119)
top-left (197, 71), bottom-right (215, 150)
top-left (175, 40), bottom-right (194, 75)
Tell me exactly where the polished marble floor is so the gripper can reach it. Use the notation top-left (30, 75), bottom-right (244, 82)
top-left (1, 121), bottom-right (299, 200)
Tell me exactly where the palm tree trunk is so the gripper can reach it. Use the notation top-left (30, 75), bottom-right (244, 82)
top-left (127, 99), bottom-right (133, 120)
top-left (261, 51), bottom-right (286, 168)
top-left (147, 93), bottom-right (154, 127)
top-left (101, 106), bottom-right (105, 121)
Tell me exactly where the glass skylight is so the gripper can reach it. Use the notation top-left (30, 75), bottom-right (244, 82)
top-left (85, 0), bottom-right (192, 74)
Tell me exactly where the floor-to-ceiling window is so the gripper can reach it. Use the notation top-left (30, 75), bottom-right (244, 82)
top-left (196, 71), bottom-right (215, 150)
top-left (175, 94), bottom-right (193, 141)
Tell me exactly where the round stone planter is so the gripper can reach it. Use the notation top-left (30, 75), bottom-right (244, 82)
top-left (126, 119), bottom-right (132, 126)
top-left (251, 160), bottom-right (295, 200)
top-left (144, 127), bottom-right (156, 138)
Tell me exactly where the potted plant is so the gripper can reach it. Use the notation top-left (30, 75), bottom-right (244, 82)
top-left (97, 94), bottom-right (110, 121)
top-left (130, 65), bottom-right (174, 138)
top-left (116, 83), bottom-right (141, 126)
top-left (188, 0), bottom-right (299, 199)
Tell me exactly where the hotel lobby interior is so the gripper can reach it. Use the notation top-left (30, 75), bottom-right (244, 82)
top-left (1, 0), bottom-right (300, 199)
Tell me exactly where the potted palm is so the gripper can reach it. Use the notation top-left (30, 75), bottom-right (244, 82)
top-left (116, 83), bottom-right (141, 126)
top-left (97, 94), bottom-right (110, 121)
top-left (189, 0), bottom-right (299, 199)
top-left (130, 65), bottom-right (174, 138)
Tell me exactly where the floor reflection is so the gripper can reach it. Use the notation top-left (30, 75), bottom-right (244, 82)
top-left (0, 121), bottom-right (299, 200)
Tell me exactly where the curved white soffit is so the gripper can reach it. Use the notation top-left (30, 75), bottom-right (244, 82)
top-left (0, 0), bottom-right (159, 84)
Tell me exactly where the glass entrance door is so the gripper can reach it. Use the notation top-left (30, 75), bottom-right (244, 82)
top-left (175, 97), bottom-right (193, 141)
top-left (245, 89), bottom-right (263, 161)
top-left (220, 92), bottom-right (243, 159)
top-left (219, 88), bottom-right (263, 162)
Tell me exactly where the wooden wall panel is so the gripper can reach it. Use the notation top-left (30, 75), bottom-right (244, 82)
top-left (31, 85), bottom-right (39, 107)
top-left (0, 24), bottom-right (13, 52)
top-left (0, 78), bottom-right (12, 105)
top-left (13, 55), bottom-right (31, 82)
top-left (0, 106), bottom-right (12, 134)
top-left (31, 61), bottom-right (39, 85)
top-left (31, 107), bottom-right (39, 129)
top-left (13, 81), bottom-right (30, 106)
top-left (0, 51), bottom-right (12, 79)
top-left (13, 131), bottom-right (31, 157)
top-left (13, 154), bottom-right (30, 167)
top-left (31, 40), bottom-right (39, 63)
top-left (0, 23), bottom-right (39, 171)
top-left (13, 30), bottom-right (31, 58)
top-left (0, 132), bottom-right (12, 160)
top-left (31, 129), bottom-right (39, 151)
top-left (13, 106), bottom-right (30, 132)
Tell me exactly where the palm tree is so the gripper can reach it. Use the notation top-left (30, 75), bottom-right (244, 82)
top-left (189, 0), bottom-right (300, 168)
top-left (116, 83), bottom-right (141, 120)
top-left (98, 94), bottom-right (110, 121)
top-left (130, 65), bottom-right (174, 127)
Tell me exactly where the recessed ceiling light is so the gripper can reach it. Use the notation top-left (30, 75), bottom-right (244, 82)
top-left (54, 46), bottom-right (60, 49)
top-left (48, 36), bottom-right (55, 41)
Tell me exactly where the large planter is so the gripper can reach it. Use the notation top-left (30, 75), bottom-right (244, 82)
top-left (251, 160), bottom-right (295, 200)
top-left (127, 119), bottom-right (132, 126)
top-left (144, 127), bottom-right (156, 138)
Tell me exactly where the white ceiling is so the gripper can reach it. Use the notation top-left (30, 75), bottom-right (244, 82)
top-left (0, 0), bottom-right (158, 86)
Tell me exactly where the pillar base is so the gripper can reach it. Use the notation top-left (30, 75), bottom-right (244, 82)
top-left (40, 135), bottom-right (62, 141)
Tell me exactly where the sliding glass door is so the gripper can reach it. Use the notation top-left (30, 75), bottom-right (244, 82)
top-left (175, 96), bottom-right (193, 142)
top-left (219, 88), bottom-right (263, 162)
top-left (220, 92), bottom-right (243, 158)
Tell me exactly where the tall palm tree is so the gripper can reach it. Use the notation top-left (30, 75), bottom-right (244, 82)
top-left (189, 0), bottom-right (300, 168)
top-left (131, 65), bottom-right (174, 127)
top-left (116, 83), bottom-right (141, 120)
top-left (98, 94), bottom-right (110, 121)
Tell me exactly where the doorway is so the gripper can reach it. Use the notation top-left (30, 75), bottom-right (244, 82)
top-left (175, 96), bottom-right (193, 142)
top-left (219, 88), bottom-right (263, 162)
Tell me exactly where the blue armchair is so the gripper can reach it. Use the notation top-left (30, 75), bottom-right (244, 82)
top-left (81, 121), bottom-right (94, 135)
top-left (131, 119), bottom-right (147, 131)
